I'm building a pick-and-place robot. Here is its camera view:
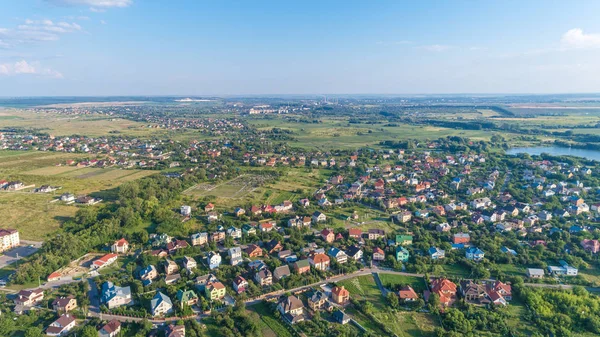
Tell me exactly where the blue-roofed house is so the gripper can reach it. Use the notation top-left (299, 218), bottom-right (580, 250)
top-left (151, 292), bottom-right (173, 317)
top-left (500, 247), bottom-right (517, 256)
top-left (429, 247), bottom-right (445, 260)
top-left (101, 281), bottom-right (132, 309)
top-left (451, 243), bottom-right (465, 250)
top-left (327, 247), bottom-right (348, 264)
top-left (569, 225), bottom-right (585, 234)
top-left (465, 247), bottom-right (485, 261)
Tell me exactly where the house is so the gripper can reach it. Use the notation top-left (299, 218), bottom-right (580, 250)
top-left (210, 231), bottom-right (226, 243)
top-left (15, 288), bottom-right (44, 307)
top-left (331, 285), bottom-right (350, 304)
top-left (163, 259), bottom-right (179, 275)
top-left (92, 253), bottom-right (118, 269)
top-left (309, 252), bottom-right (331, 271)
top-left (183, 256), bottom-right (197, 271)
top-left (259, 221), bottom-right (275, 232)
top-left (346, 245), bottom-right (363, 261)
top-left (333, 310), bottom-right (351, 324)
top-left (165, 274), bottom-right (182, 285)
top-left (233, 276), bottom-right (248, 294)
top-left (372, 247), bottom-right (386, 261)
top-left (242, 224), bottom-right (257, 236)
top-left (46, 314), bottom-right (76, 336)
top-left (140, 265), bottom-right (158, 283)
top-left (398, 285), bottom-right (419, 302)
top-left (527, 268), bottom-right (545, 279)
top-left (348, 228), bottom-right (362, 239)
top-left (429, 278), bottom-right (457, 307)
top-left (227, 226), bottom-right (242, 239)
top-left (487, 280), bottom-right (512, 301)
top-left (466, 247), bottom-right (485, 261)
top-left (460, 280), bottom-right (489, 305)
top-left (321, 228), bottom-right (335, 243)
top-left (501, 246), bottom-right (517, 256)
top-left (204, 203), bottom-right (215, 212)
top-left (234, 207), bottom-right (246, 217)
top-left (277, 295), bottom-right (305, 324)
top-left (151, 292), bottom-right (174, 317)
top-left (111, 238), bottom-right (129, 254)
top-left (452, 233), bottom-right (470, 245)
top-left (581, 239), bottom-right (600, 254)
top-left (393, 211), bottom-right (413, 223)
top-left (47, 272), bottom-right (62, 282)
top-left (266, 239), bottom-right (284, 254)
top-left (429, 246), bottom-right (445, 260)
top-left (180, 205), bottom-right (192, 217)
top-left (312, 211), bottom-right (327, 224)
top-left (245, 244), bottom-right (263, 258)
top-left (395, 234), bottom-right (413, 245)
top-left (176, 289), bottom-right (199, 307)
top-left (207, 212), bottom-right (220, 223)
top-left (368, 229), bottom-right (385, 240)
top-left (190, 232), bottom-right (208, 246)
top-left (99, 320), bottom-right (121, 337)
top-left (167, 239), bottom-right (189, 253)
top-left (52, 296), bottom-right (77, 312)
top-left (396, 246), bottom-right (409, 262)
top-left (205, 281), bottom-right (226, 301)
top-left (293, 259), bottom-right (311, 274)
top-left (166, 325), bottom-right (186, 337)
top-left (195, 273), bottom-right (218, 292)
top-left (0, 228), bottom-right (20, 252)
top-left (255, 269), bottom-right (273, 286)
top-left (206, 252), bottom-right (222, 269)
top-left (327, 247), bottom-right (348, 264)
top-left (308, 290), bottom-right (328, 311)
top-left (101, 282), bottom-right (132, 309)
top-left (228, 247), bottom-right (243, 266)
top-left (274, 265), bottom-right (291, 281)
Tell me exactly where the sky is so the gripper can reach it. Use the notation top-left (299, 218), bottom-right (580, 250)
top-left (1, 0), bottom-right (600, 96)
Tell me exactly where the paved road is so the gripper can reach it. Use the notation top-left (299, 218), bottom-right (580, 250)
top-left (0, 244), bottom-right (41, 270)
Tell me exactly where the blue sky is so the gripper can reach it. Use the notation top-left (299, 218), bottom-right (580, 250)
top-left (1, 0), bottom-right (600, 95)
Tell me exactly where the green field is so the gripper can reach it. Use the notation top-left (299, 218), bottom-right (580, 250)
top-left (378, 273), bottom-right (427, 293)
top-left (249, 302), bottom-right (294, 337)
top-left (372, 311), bottom-right (439, 337)
top-left (247, 117), bottom-right (501, 149)
top-left (0, 151), bottom-right (158, 239)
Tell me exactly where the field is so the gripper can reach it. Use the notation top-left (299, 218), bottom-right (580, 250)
top-left (248, 302), bottom-right (294, 337)
top-left (337, 275), bottom-right (385, 309)
top-left (0, 109), bottom-right (158, 137)
top-left (247, 117), bottom-right (503, 150)
top-left (184, 168), bottom-right (326, 209)
top-left (0, 151), bottom-right (158, 239)
top-left (372, 311), bottom-right (439, 337)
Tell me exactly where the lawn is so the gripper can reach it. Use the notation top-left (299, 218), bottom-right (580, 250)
top-left (371, 311), bottom-right (439, 337)
top-left (337, 275), bottom-right (385, 309)
top-left (249, 302), bottom-right (294, 337)
top-left (440, 264), bottom-right (472, 278)
top-left (378, 273), bottom-right (427, 292)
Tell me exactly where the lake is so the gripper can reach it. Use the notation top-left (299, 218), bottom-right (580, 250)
top-left (506, 146), bottom-right (600, 162)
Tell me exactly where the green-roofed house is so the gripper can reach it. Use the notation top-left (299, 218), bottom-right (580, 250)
top-left (396, 235), bottom-right (413, 246)
top-left (293, 259), bottom-right (311, 274)
top-left (242, 224), bottom-right (257, 236)
top-left (396, 246), bottom-right (409, 262)
top-left (176, 289), bottom-right (198, 308)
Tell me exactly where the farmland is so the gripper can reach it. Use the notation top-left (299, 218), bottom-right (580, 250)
top-left (0, 150), bottom-right (158, 239)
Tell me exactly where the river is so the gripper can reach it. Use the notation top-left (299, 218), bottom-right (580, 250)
top-left (506, 146), bottom-right (600, 162)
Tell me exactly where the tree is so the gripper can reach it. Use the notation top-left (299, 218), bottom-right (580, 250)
top-left (24, 327), bottom-right (43, 337)
top-left (81, 326), bottom-right (98, 337)
top-left (387, 292), bottom-right (399, 309)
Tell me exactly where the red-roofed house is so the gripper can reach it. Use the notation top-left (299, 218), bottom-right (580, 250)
top-left (321, 229), bottom-right (335, 243)
top-left (111, 238), bottom-right (129, 254)
top-left (429, 278), bottom-right (457, 307)
top-left (92, 253), bottom-right (118, 269)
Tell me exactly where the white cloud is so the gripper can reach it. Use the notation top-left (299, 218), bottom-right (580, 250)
top-left (0, 60), bottom-right (63, 78)
top-left (416, 44), bottom-right (453, 52)
top-left (47, 0), bottom-right (132, 9)
top-left (561, 28), bottom-right (600, 50)
top-left (100, 20), bottom-right (107, 25)
top-left (376, 40), bottom-right (412, 46)
top-left (0, 18), bottom-right (83, 48)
